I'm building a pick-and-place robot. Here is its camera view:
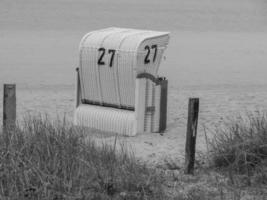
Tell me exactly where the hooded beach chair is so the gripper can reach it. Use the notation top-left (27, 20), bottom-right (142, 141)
top-left (74, 28), bottom-right (170, 136)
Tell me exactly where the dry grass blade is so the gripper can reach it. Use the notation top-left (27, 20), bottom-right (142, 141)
top-left (209, 111), bottom-right (267, 187)
top-left (0, 115), bottom-right (165, 200)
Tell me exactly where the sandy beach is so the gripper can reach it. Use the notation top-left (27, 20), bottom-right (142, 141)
top-left (1, 0), bottom-right (267, 165)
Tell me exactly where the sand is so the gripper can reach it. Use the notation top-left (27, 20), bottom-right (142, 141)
top-left (1, 0), bottom-right (267, 165)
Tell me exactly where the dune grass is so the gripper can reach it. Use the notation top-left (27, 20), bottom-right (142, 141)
top-left (0, 116), bottom-right (165, 200)
top-left (209, 111), bottom-right (267, 184)
top-left (1, 112), bottom-right (267, 200)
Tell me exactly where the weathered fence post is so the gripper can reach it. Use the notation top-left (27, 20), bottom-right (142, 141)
top-left (159, 78), bottom-right (168, 133)
top-left (184, 98), bottom-right (199, 174)
top-left (3, 84), bottom-right (16, 132)
top-left (75, 67), bottom-right (81, 108)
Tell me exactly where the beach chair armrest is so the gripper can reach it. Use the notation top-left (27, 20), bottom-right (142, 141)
top-left (135, 73), bottom-right (158, 133)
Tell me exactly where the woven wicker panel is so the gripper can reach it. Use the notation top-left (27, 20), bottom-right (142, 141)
top-left (74, 104), bottom-right (136, 136)
top-left (80, 28), bottom-right (124, 103)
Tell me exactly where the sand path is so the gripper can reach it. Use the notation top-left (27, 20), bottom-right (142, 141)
top-left (87, 122), bottom-right (208, 168)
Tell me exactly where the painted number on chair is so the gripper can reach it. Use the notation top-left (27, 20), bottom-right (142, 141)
top-left (98, 48), bottom-right (116, 67)
top-left (144, 44), bottom-right (158, 64)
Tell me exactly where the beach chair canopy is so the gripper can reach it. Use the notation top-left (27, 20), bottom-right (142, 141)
top-left (79, 27), bottom-right (169, 109)
top-left (75, 27), bottom-right (170, 136)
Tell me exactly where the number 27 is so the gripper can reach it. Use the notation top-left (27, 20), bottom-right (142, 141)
top-left (144, 44), bottom-right (157, 64)
top-left (98, 48), bottom-right (116, 67)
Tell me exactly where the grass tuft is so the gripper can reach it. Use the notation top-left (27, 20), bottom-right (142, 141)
top-left (209, 111), bottom-right (267, 175)
top-left (0, 116), bottom-right (165, 200)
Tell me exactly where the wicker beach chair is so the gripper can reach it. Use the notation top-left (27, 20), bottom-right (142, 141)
top-left (74, 28), bottom-right (170, 136)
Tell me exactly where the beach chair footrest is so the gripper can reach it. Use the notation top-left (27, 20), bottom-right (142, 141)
top-left (74, 104), bottom-right (136, 136)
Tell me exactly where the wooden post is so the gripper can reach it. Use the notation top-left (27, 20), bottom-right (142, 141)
top-left (76, 67), bottom-right (82, 108)
top-left (159, 78), bottom-right (168, 133)
top-left (184, 98), bottom-right (199, 174)
top-left (3, 84), bottom-right (16, 132)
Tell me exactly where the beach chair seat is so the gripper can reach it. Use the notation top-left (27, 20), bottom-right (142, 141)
top-left (74, 27), bottom-right (170, 136)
